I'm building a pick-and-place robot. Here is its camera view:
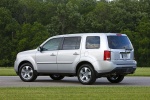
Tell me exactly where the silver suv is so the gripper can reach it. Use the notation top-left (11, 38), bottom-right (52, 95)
top-left (14, 33), bottom-right (137, 85)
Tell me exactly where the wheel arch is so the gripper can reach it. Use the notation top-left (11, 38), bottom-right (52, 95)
top-left (18, 58), bottom-right (37, 73)
top-left (18, 61), bottom-right (32, 72)
top-left (76, 61), bottom-right (95, 75)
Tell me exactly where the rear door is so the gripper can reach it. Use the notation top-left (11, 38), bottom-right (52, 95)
top-left (107, 34), bottom-right (134, 64)
top-left (57, 36), bottom-right (81, 73)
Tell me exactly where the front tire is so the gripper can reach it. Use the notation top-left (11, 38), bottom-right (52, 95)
top-left (77, 64), bottom-right (96, 85)
top-left (50, 74), bottom-right (64, 80)
top-left (107, 75), bottom-right (124, 83)
top-left (19, 63), bottom-right (37, 82)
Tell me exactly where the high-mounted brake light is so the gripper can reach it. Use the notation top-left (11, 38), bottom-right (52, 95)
top-left (104, 50), bottom-right (111, 60)
top-left (116, 33), bottom-right (122, 36)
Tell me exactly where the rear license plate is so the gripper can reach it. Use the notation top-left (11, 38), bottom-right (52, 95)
top-left (120, 53), bottom-right (129, 59)
top-left (122, 54), bottom-right (127, 58)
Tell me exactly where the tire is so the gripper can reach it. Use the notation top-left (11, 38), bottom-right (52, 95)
top-left (50, 74), bottom-right (64, 80)
top-left (19, 63), bottom-right (37, 82)
top-left (107, 75), bottom-right (124, 83)
top-left (77, 64), bottom-right (96, 85)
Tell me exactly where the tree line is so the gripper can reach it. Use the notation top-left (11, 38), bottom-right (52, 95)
top-left (0, 0), bottom-right (150, 67)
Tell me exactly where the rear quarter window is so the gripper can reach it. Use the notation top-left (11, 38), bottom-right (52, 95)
top-left (86, 36), bottom-right (100, 49)
top-left (107, 36), bottom-right (133, 49)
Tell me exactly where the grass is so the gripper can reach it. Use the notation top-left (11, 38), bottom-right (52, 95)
top-left (0, 67), bottom-right (150, 76)
top-left (0, 67), bottom-right (16, 76)
top-left (0, 68), bottom-right (149, 100)
top-left (0, 87), bottom-right (150, 100)
top-left (128, 67), bottom-right (150, 76)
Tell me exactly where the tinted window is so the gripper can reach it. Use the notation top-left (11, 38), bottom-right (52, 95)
top-left (86, 36), bottom-right (100, 49)
top-left (42, 38), bottom-right (61, 51)
top-left (62, 37), bottom-right (81, 50)
top-left (107, 36), bottom-right (133, 49)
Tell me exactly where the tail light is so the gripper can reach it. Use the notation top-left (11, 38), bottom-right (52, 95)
top-left (104, 50), bottom-right (111, 60)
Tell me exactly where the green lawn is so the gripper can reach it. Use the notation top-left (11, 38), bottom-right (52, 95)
top-left (0, 87), bottom-right (150, 100)
top-left (0, 68), bottom-right (149, 100)
top-left (0, 67), bottom-right (150, 76)
top-left (129, 67), bottom-right (150, 76)
top-left (0, 67), bottom-right (16, 76)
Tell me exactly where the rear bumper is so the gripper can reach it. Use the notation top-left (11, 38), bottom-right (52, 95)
top-left (96, 67), bottom-right (136, 77)
top-left (94, 59), bottom-right (137, 75)
top-left (110, 67), bottom-right (136, 74)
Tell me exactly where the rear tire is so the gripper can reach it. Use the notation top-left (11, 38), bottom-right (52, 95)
top-left (107, 75), bottom-right (124, 83)
top-left (50, 74), bottom-right (64, 80)
top-left (19, 63), bottom-right (37, 82)
top-left (77, 64), bottom-right (96, 85)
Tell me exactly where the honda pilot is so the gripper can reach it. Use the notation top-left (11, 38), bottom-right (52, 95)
top-left (14, 33), bottom-right (137, 85)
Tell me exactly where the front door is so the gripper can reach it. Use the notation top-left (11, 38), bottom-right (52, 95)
top-left (36, 38), bottom-right (62, 73)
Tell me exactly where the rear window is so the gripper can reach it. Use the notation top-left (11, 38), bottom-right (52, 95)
top-left (107, 36), bottom-right (133, 49)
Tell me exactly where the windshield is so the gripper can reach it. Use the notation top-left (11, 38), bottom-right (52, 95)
top-left (107, 36), bottom-right (133, 49)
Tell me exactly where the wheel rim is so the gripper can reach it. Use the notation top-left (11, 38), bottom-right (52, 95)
top-left (79, 67), bottom-right (91, 83)
top-left (53, 74), bottom-right (60, 78)
top-left (21, 66), bottom-right (33, 80)
top-left (109, 75), bottom-right (119, 80)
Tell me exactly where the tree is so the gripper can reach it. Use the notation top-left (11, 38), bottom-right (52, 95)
top-left (46, 1), bottom-right (81, 35)
top-left (136, 17), bottom-right (150, 66)
top-left (0, 7), bottom-right (20, 66)
top-left (16, 22), bottom-right (49, 52)
top-left (0, 0), bottom-right (150, 67)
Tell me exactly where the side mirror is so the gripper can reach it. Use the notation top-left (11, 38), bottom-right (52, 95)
top-left (38, 46), bottom-right (43, 52)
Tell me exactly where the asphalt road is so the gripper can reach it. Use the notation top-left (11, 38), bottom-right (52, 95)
top-left (0, 76), bottom-right (150, 87)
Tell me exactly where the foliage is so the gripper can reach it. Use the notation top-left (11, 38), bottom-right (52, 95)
top-left (0, 0), bottom-right (150, 66)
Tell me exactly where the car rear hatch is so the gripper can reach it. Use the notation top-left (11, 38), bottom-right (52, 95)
top-left (107, 34), bottom-right (135, 66)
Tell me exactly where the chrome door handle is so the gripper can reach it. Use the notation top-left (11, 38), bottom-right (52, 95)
top-left (73, 52), bottom-right (79, 55)
top-left (50, 53), bottom-right (56, 56)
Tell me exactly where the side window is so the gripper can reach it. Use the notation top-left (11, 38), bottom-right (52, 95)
top-left (86, 36), bottom-right (100, 49)
top-left (42, 38), bottom-right (61, 51)
top-left (62, 37), bottom-right (81, 50)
